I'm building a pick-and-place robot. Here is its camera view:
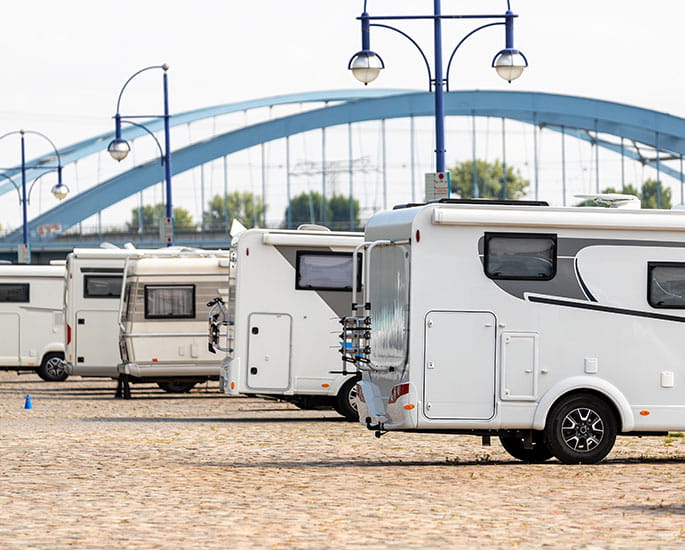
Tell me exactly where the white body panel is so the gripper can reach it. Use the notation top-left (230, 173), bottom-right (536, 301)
top-left (219, 228), bottom-right (363, 401)
top-left (0, 265), bottom-right (64, 371)
top-left (356, 203), bottom-right (685, 434)
top-left (118, 253), bottom-right (229, 380)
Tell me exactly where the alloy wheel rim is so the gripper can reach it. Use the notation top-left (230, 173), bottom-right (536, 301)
top-left (46, 357), bottom-right (65, 378)
top-left (561, 407), bottom-right (604, 452)
top-left (348, 385), bottom-right (359, 412)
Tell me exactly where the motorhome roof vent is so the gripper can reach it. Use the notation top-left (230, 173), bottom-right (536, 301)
top-left (297, 224), bottom-right (331, 232)
top-left (575, 194), bottom-right (641, 209)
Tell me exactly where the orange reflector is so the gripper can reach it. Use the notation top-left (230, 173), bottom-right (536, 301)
top-left (152, 358), bottom-right (158, 362)
top-left (404, 404), bottom-right (415, 410)
top-left (640, 410), bottom-right (650, 416)
top-left (230, 381), bottom-right (235, 390)
top-left (27, 362), bottom-right (35, 366)
top-left (321, 383), bottom-right (330, 388)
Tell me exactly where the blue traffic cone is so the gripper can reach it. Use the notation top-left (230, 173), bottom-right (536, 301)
top-left (24, 394), bottom-right (32, 410)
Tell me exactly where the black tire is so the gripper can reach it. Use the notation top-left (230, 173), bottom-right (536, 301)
top-left (37, 352), bottom-right (68, 382)
top-left (157, 381), bottom-right (197, 393)
top-left (544, 393), bottom-right (617, 464)
top-left (499, 431), bottom-right (553, 463)
top-left (334, 376), bottom-right (361, 421)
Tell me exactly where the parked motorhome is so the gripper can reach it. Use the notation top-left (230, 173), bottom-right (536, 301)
top-left (341, 199), bottom-right (685, 464)
top-left (116, 250), bottom-right (230, 397)
top-left (0, 263), bottom-right (67, 381)
top-left (211, 226), bottom-right (364, 419)
top-left (64, 248), bottom-right (135, 380)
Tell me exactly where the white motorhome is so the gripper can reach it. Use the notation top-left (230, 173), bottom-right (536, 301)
top-left (64, 248), bottom-right (135, 379)
top-left (116, 250), bottom-right (230, 397)
top-left (0, 263), bottom-right (67, 381)
top-left (211, 226), bottom-right (364, 419)
top-left (341, 199), bottom-right (685, 464)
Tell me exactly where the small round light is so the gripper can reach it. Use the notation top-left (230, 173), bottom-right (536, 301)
top-left (51, 182), bottom-right (69, 200)
top-left (107, 138), bottom-right (131, 161)
top-left (349, 51), bottom-right (384, 84)
top-left (493, 50), bottom-right (527, 82)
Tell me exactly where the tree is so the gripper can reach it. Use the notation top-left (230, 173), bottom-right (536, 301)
top-left (639, 179), bottom-right (672, 209)
top-left (577, 180), bottom-right (671, 209)
top-left (203, 192), bottom-right (266, 230)
top-left (283, 192), bottom-right (360, 230)
top-left (449, 159), bottom-right (529, 200)
top-left (126, 203), bottom-right (194, 232)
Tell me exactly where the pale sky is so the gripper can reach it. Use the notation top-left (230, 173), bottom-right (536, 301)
top-left (1, 0), bottom-right (683, 231)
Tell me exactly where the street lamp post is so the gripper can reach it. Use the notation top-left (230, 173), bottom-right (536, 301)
top-left (107, 64), bottom-right (174, 245)
top-left (348, 0), bottom-right (527, 189)
top-left (0, 130), bottom-right (69, 263)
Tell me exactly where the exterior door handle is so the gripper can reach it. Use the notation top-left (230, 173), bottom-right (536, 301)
top-left (250, 367), bottom-right (258, 375)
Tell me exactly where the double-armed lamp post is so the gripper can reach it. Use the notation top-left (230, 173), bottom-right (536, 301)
top-left (107, 64), bottom-right (174, 245)
top-left (348, 0), bottom-right (527, 193)
top-left (0, 130), bottom-right (69, 263)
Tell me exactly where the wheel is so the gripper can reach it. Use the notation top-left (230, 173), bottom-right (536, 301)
top-left (499, 431), bottom-right (553, 463)
top-left (37, 352), bottom-right (68, 382)
top-left (157, 381), bottom-right (197, 393)
top-left (334, 376), bottom-right (361, 421)
top-left (544, 393), bottom-right (617, 464)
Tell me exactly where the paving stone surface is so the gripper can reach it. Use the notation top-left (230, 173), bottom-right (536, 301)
top-left (0, 371), bottom-right (684, 549)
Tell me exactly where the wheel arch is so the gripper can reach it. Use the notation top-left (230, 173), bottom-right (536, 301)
top-left (532, 376), bottom-right (634, 432)
top-left (40, 343), bottom-right (65, 361)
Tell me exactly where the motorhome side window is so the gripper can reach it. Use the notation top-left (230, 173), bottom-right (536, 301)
top-left (296, 251), bottom-right (358, 291)
top-left (648, 263), bottom-right (685, 308)
top-left (0, 283), bottom-right (29, 302)
top-left (144, 285), bottom-right (195, 319)
top-left (84, 275), bottom-right (122, 299)
top-left (484, 233), bottom-right (557, 280)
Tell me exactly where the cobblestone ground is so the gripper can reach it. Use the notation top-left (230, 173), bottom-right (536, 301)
top-left (0, 371), bottom-right (684, 549)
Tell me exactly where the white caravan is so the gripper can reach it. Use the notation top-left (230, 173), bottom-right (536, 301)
top-left (211, 227), bottom-right (364, 419)
top-left (341, 200), bottom-right (685, 464)
top-left (0, 263), bottom-right (67, 381)
top-left (116, 250), bottom-right (230, 397)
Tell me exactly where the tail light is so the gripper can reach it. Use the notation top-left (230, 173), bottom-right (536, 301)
top-left (388, 383), bottom-right (410, 404)
top-left (66, 324), bottom-right (72, 345)
top-left (355, 383), bottom-right (365, 403)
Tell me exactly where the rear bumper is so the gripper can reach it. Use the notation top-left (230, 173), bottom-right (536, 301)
top-left (66, 362), bottom-right (118, 378)
top-left (357, 379), bottom-right (418, 430)
top-left (119, 362), bottom-right (219, 379)
top-left (220, 357), bottom-right (239, 395)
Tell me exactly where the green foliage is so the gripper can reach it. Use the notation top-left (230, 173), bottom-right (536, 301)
top-left (577, 180), bottom-right (671, 209)
top-left (283, 192), bottom-right (360, 230)
top-left (203, 192), bottom-right (266, 230)
top-left (449, 159), bottom-right (529, 200)
top-left (127, 203), bottom-right (194, 231)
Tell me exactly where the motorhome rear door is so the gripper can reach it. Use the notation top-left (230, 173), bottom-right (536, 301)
top-left (75, 310), bottom-right (119, 368)
top-left (246, 313), bottom-right (291, 390)
top-left (424, 311), bottom-right (496, 419)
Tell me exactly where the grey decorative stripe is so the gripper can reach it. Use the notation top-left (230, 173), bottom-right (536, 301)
top-left (528, 295), bottom-right (685, 323)
top-left (479, 235), bottom-right (685, 303)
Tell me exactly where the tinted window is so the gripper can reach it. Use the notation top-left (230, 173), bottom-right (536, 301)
top-left (296, 252), bottom-right (357, 291)
top-left (484, 233), bottom-right (557, 280)
top-left (84, 275), bottom-right (122, 298)
top-left (145, 285), bottom-right (195, 319)
top-left (0, 283), bottom-right (29, 303)
top-left (648, 263), bottom-right (685, 308)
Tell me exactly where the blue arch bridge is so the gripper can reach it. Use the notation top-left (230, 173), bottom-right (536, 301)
top-left (2, 89), bottom-right (685, 263)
